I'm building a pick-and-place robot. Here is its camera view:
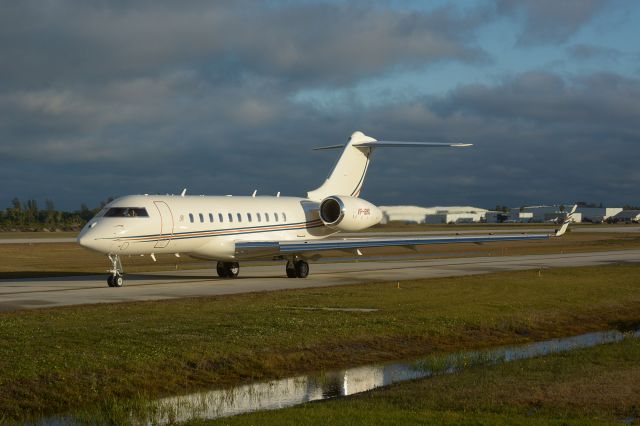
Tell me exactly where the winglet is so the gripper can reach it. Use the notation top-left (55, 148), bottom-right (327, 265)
top-left (555, 204), bottom-right (578, 237)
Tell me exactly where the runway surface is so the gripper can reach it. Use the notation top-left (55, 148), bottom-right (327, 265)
top-left (1, 226), bottom-right (639, 245)
top-left (1, 249), bottom-right (639, 312)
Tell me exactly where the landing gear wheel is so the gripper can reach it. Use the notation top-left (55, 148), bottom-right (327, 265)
top-left (216, 262), bottom-right (228, 278)
top-left (106, 254), bottom-right (124, 288)
top-left (112, 274), bottom-right (124, 287)
top-left (217, 262), bottom-right (240, 278)
top-left (107, 273), bottom-right (123, 287)
top-left (294, 260), bottom-right (309, 278)
top-left (286, 261), bottom-right (297, 278)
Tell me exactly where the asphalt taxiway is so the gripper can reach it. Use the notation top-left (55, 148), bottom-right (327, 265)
top-left (1, 249), bottom-right (639, 312)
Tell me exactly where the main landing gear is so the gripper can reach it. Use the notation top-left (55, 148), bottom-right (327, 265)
top-left (217, 261), bottom-right (240, 278)
top-left (215, 260), bottom-right (309, 279)
top-left (107, 254), bottom-right (124, 287)
top-left (286, 259), bottom-right (309, 278)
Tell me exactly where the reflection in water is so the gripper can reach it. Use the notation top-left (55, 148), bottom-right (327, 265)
top-left (150, 329), bottom-right (639, 424)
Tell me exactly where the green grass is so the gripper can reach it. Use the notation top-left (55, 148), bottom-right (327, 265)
top-left (0, 264), bottom-right (639, 422)
top-left (197, 338), bottom-right (640, 425)
top-left (0, 231), bottom-right (78, 239)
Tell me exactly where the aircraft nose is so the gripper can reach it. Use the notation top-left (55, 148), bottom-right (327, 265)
top-left (77, 230), bottom-right (97, 251)
top-left (77, 223), bottom-right (108, 252)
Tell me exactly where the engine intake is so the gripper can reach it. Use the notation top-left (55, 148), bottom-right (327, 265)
top-left (319, 197), bottom-right (345, 225)
top-left (319, 196), bottom-right (382, 232)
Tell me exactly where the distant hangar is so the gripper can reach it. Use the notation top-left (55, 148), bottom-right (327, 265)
top-left (379, 206), bottom-right (488, 224)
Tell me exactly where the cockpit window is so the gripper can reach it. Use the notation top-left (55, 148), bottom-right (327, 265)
top-left (104, 207), bottom-right (149, 217)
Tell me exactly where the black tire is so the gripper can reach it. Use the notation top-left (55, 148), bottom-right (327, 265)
top-left (286, 261), bottom-right (297, 278)
top-left (113, 274), bottom-right (124, 287)
top-left (216, 262), bottom-right (228, 278)
top-left (295, 260), bottom-right (309, 278)
top-left (107, 275), bottom-right (114, 287)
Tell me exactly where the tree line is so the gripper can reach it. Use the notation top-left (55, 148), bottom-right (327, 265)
top-left (0, 197), bottom-right (114, 231)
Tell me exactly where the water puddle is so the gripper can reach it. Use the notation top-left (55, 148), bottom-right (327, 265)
top-left (148, 328), bottom-right (639, 424)
top-left (37, 328), bottom-right (639, 425)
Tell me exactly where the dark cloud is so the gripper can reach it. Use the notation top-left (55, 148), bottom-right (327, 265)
top-left (567, 44), bottom-right (624, 61)
top-left (0, 1), bottom-right (637, 210)
top-left (3, 68), bottom-right (639, 210)
top-left (0, 1), bottom-right (490, 90)
top-left (364, 71), bottom-right (640, 207)
top-left (496, 0), bottom-right (610, 46)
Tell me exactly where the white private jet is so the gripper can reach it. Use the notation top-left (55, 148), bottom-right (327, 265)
top-left (78, 131), bottom-right (576, 287)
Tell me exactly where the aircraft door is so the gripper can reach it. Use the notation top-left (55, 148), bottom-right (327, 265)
top-left (154, 201), bottom-right (174, 248)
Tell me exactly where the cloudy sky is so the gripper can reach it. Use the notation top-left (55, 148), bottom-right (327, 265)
top-left (1, 0), bottom-right (639, 210)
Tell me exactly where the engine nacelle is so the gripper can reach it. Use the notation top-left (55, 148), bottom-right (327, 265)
top-left (319, 196), bottom-right (383, 232)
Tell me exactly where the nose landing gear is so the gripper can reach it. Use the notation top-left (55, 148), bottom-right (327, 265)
top-left (107, 254), bottom-right (124, 287)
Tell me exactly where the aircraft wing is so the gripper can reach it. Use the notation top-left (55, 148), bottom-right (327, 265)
top-left (235, 204), bottom-right (577, 260)
top-left (234, 232), bottom-right (551, 260)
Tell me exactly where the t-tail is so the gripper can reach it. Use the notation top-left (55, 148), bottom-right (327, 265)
top-left (307, 131), bottom-right (471, 201)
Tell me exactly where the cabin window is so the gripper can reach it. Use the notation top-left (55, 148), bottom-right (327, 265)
top-left (237, 213), bottom-right (242, 222)
top-left (189, 213), bottom-right (194, 223)
top-left (218, 213), bottom-right (223, 222)
top-left (209, 213), bottom-right (214, 223)
top-left (274, 212), bottom-right (279, 222)
top-left (228, 213), bottom-right (233, 222)
top-left (265, 213), bottom-right (270, 222)
top-left (257, 213), bottom-right (261, 222)
top-left (104, 207), bottom-right (149, 217)
top-left (247, 213), bottom-right (252, 222)
top-left (282, 212), bottom-right (287, 221)
top-left (199, 213), bottom-right (204, 223)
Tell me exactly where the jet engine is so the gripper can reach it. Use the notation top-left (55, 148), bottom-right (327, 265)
top-left (319, 196), bottom-right (383, 232)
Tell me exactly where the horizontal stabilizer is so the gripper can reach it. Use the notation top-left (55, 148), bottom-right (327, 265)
top-left (313, 141), bottom-right (472, 150)
top-left (313, 144), bottom-right (347, 151)
top-left (356, 141), bottom-right (472, 148)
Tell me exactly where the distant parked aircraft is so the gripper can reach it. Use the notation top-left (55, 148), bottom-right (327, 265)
top-left (78, 131), bottom-right (577, 287)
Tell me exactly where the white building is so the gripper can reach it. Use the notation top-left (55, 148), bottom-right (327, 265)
top-left (507, 211), bottom-right (534, 223)
top-left (576, 207), bottom-right (622, 223)
top-left (379, 205), bottom-right (435, 224)
top-left (611, 210), bottom-right (640, 223)
top-left (379, 206), bottom-right (488, 224)
top-left (520, 205), bottom-right (562, 222)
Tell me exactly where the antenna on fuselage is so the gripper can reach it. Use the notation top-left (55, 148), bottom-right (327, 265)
top-left (181, 188), bottom-right (187, 197)
top-left (252, 189), bottom-right (257, 197)
top-left (276, 192), bottom-right (280, 197)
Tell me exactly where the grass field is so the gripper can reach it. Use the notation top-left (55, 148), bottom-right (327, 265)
top-left (0, 231), bottom-right (78, 239)
top-left (2, 230), bottom-right (640, 279)
top-left (0, 264), bottom-right (639, 423)
top-left (198, 338), bottom-right (640, 425)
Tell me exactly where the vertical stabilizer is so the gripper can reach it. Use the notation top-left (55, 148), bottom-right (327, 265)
top-left (307, 131), bottom-right (375, 201)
